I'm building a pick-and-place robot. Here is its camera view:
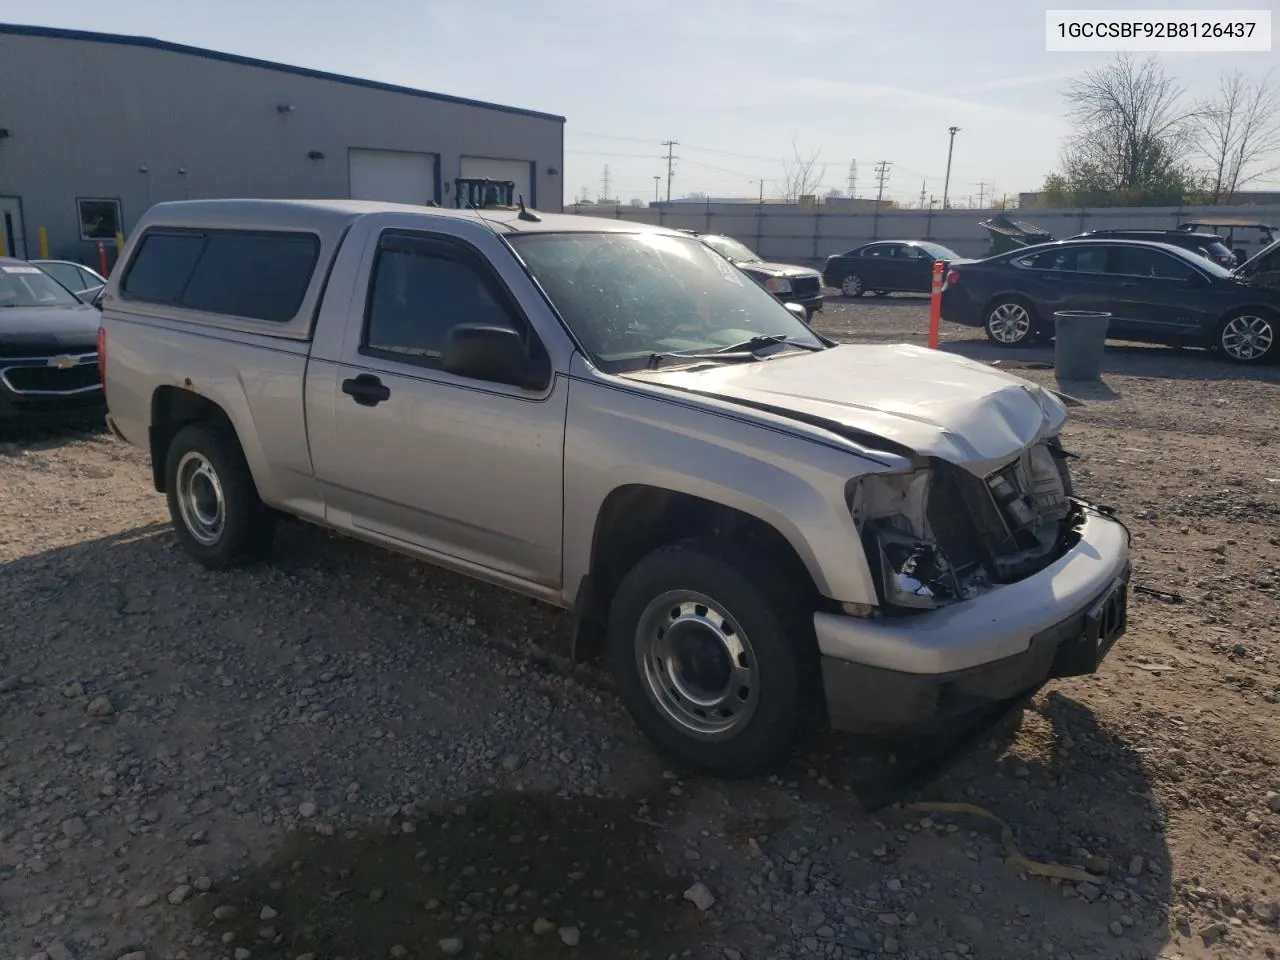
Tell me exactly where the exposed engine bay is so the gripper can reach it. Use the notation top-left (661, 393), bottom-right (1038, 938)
top-left (850, 437), bottom-right (1080, 612)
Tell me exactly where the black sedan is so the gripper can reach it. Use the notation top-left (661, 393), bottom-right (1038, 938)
top-left (939, 239), bottom-right (1279, 364)
top-left (822, 240), bottom-right (962, 298)
top-left (0, 257), bottom-right (105, 426)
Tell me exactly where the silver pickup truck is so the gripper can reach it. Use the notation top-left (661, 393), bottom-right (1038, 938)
top-left (98, 198), bottom-right (1132, 777)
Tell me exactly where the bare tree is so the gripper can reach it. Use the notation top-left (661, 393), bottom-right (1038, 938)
top-left (1191, 69), bottom-right (1280, 203)
top-left (1052, 53), bottom-right (1197, 205)
top-left (778, 139), bottom-right (826, 202)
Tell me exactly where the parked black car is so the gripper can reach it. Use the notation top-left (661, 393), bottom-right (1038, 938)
top-left (822, 240), bottom-right (962, 298)
top-left (0, 257), bottom-right (105, 426)
top-left (687, 232), bottom-right (825, 318)
top-left (939, 239), bottom-right (1279, 364)
top-left (1069, 229), bottom-right (1236, 268)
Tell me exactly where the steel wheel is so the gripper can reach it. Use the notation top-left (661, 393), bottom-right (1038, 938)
top-left (635, 590), bottom-right (759, 740)
top-left (174, 451), bottom-right (225, 546)
top-left (1219, 313), bottom-right (1275, 363)
top-left (986, 301), bottom-right (1033, 345)
top-left (841, 274), bottom-right (864, 297)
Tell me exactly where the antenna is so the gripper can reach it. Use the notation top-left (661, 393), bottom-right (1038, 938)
top-left (517, 194), bottom-right (541, 223)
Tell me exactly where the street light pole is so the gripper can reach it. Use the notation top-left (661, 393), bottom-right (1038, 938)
top-left (942, 126), bottom-right (960, 210)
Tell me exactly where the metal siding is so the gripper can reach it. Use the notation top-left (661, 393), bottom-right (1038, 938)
top-left (0, 32), bottom-right (564, 261)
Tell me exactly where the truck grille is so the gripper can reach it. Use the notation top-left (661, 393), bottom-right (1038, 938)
top-left (789, 276), bottom-right (821, 299)
top-left (1, 353), bottom-right (101, 396)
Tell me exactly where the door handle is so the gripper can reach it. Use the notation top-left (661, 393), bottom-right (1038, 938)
top-left (1118, 280), bottom-right (1138, 288)
top-left (341, 373), bottom-right (391, 407)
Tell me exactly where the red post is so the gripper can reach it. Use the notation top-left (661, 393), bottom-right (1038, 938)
top-left (928, 260), bottom-right (944, 349)
top-left (97, 240), bottom-right (108, 277)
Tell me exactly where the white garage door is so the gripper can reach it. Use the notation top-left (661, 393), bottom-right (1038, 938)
top-left (460, 157), bottom-right (533, 208)
top-left (349, 149), bottom-right (437, 206)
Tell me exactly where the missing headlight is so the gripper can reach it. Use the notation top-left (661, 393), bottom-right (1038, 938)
top-left (876, 530), bottom-right (959, 610)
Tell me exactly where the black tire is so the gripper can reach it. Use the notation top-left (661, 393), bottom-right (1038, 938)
top-left (983, 297), bottom-right (1040, 347)
top-left (1216, 309), bottom-right (1277, 365)
top-left (164, 422), bottom-right (275, 570)
top-left (606, 537), bottom-right (817, 778)
top-left (839, 273), bottom-right (865, 298)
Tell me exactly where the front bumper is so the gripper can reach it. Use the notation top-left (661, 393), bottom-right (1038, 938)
top-left (817, 507), bottom-right (1131, 733)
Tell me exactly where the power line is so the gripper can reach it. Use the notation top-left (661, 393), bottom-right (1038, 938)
top-left (600, 164), bottom-right (612, 200)
top-left (847, 160), bottom-right (857, 199)
top-left (977, 181), bottom-right (987, 207)
top-left (874, 161), bottom-right (892, 204)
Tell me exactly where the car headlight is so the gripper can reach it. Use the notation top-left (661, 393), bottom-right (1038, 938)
top-left (849, 468), bottom-right (960, 612)
top-left (763, 277), bottom-right (792, 294)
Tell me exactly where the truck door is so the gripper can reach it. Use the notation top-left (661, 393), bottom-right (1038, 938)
top-left (307, 227), bottom-right (567, 590)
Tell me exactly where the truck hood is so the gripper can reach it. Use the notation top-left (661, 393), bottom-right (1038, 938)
top-left (620, 343), bottom-right (1069, 468)
top-left (0, 304), bottom-right (101, 353)
top-left (739, 261), bottom-right (822, 280)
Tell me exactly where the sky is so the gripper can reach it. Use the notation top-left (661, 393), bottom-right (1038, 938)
top-left (3, 0), bottom-right (1278, 205)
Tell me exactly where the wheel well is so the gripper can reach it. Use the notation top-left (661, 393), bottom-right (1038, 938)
top-left (574, 485), bottom-right (819, 661)
top-left (148, 387), bottom-right (233, 492)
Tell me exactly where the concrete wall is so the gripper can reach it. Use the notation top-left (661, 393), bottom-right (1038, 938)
top-left (569, 201), bottom-right (1280, 265)
top-left (0, 27), bottom-right (564, 266)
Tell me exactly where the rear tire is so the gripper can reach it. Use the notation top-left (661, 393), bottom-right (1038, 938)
top-left (1217, 309), bottom-right (1276, 364)
top-left (164, 422), bottom-right (276, 570)
top-left (607, 538), bottom-right (816, 778)
top-left (840, 274), bottom-right (865, 298)
top-left (983, 297), bottom-right (1039, 347)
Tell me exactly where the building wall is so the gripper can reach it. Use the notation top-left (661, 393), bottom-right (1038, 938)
top-left (571, 202), bottom-right (1280, 264)
top-left (0, 28), bottom-right (564, 264)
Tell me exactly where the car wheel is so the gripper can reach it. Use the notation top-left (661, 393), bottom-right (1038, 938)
top-left (607, 538), bottom-right (816, 778)
top-left (1217, 310), bottom-right (1276, 364)
top-left (164, 422), bottom-right (276, 569)
top-left (984, 298), bottom-right (1038, 347)
top-left (840, 274), bottom-right (865, 298)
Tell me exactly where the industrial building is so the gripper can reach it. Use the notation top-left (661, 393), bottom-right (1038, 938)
top-left (0, 24), bottom-right (565, 265)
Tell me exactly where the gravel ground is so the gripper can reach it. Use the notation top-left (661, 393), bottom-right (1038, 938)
top-left (1, 297), bottom-right (1278, 960)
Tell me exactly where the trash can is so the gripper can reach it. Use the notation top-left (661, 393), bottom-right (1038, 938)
top-left (1053, 310), bottom-right (1111, 380)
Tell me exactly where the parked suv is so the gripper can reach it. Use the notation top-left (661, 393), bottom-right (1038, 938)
top-left (684, 231), bottom-right (824, 319)
top-left (1069, 229), bottom-right (1235, 268)
top-left (98, 199), bottom-right (1132, 777)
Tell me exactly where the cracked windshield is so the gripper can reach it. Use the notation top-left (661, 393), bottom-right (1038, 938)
top-left (508, 232), bottom-right (823, 366)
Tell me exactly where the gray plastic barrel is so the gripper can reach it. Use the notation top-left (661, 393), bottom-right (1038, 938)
top-left (1053, 310), bottom-right (1111, 380)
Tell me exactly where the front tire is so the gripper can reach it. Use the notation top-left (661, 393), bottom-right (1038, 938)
top-left (607, 538), bottom-right (815, 778)
top-left (984, 298), bottom-right (1038, 347)
top-left (164, 422), bottom-right (276, 570)
top-left (1217, 310), bottom-right (1276, 364)
top-left (840, 274), bottom-right (865, 298)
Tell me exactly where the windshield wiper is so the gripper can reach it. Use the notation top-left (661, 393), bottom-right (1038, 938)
top-left (715, 334), bottom-right (825, 354)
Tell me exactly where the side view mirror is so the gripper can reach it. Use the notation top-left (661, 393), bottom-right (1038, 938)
top-left (784, 302), bottom-right (809, 323)
top-left (442, 323), bottom-right (549, 390)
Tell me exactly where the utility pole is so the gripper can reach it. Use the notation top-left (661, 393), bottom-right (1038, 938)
top-left (874, 161), bottom-right (892, 205)
top-left (600, 165), bottom-right (611, 201)
top-left (942, 126), bottom-right (960, 209)
top-left (872, 161), bottom-right (891, 238)
top-left (918, 179), bottom-right (927, 209)
top-left (652, 176), bottom-right (660, 203)
top-left (977, 181), bottom-right (987, 208)
top-left (661, 141), bottom-right (679, 203)
top-left (847, 160), bottom-right (857, 198)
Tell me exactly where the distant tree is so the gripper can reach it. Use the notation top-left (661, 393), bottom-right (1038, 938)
top-left (685, 191), bottom-right (708, 200)
top-left (1047, 54), bottom-right (1200, 206)
top-left (824, 186), bottom-right (845, 199)
top-left (779, 139), bottom-right (826, 202)
top-left (628, 198), bottom-right (644, 207)
top-left (1190, 69), bottom-right (1280, 203)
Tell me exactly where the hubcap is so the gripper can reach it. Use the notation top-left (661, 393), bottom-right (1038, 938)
top-left (635, 591), bottom-right (759, 739)
top-left (841, 274), bottom-right (863, 296)
top-left (1221, 314), bottom-right (1274, 361)
top-left (175, 451), bottom-right (225, 546)
top-left (988, 302), bottom-right (1031, 343)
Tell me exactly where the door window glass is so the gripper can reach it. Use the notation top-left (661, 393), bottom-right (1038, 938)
top-left (364, 243), bottom-right (520, 364)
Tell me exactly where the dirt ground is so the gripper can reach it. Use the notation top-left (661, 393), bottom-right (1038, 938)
top-left (1, 298), bottom-right (1278, 960)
